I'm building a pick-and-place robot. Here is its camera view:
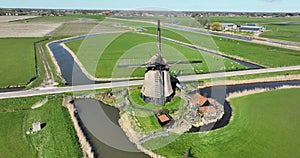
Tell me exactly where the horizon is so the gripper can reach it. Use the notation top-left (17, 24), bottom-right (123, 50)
top-left (0, 0), bottom-right (299, 13)
top-left (1, 7), bottom-right (300, 13)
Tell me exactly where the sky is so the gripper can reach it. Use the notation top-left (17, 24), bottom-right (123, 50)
top-left (0, 0), bottom-right (299, 12)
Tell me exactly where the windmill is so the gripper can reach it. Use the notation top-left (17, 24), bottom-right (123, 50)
top-left (118, 20), bottom-right (202, 106)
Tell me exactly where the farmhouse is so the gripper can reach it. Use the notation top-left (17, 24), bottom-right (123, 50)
top-left (191, 93), bottom-right (223, 119)
top-left (221, 23), bottom-right (237, 31)
top-left (191, 93), bottom-right (210, 107)
top-left (199, 106), bottom-right (217, 117)
top-left (239, 24), bottom-right (265, 32)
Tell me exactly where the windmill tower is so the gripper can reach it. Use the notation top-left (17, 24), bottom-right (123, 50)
top-left (141, 20), bottom-right (174, 106)
top-left (117, 20), bottom-right (202, 106)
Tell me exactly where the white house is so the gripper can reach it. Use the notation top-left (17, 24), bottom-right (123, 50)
top-left (221, 23), bottom-right (237, 31)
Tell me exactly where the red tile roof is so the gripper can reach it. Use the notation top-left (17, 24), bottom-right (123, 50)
top-left (191, 93), bottom-right (209, 106)
top-left (158, 114), bottom-right (170, 123)
top-left (200, 106), bottom-right (217, 114)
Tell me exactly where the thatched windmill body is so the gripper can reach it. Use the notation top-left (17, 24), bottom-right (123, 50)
top-left (140, 20), bottom-right (173, 106)
top-left (118, 20), bottom-right (202, 106)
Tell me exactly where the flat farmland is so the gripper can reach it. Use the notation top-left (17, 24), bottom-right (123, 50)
top-left (143, 26), bottom-right (300, 67)
top-left (0, 16), bottom-right (37, 22)
top-left (0, 38), bottom-right (41, 88)
top-left (50, 23), bottom-right (98, 37)
top-left (0, 22), bottom-right (61, 37)
top-left (65, 32), bottom-right (246, 78)
top-left (260, 24), bottom-right (300, 42)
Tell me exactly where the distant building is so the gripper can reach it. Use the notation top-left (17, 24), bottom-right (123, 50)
top-left (221, 23), bottom-right (237, 31)
top-left (102, 10), bottom-right (111, 15)
top-left (239, 24), bottom-right (265, 32)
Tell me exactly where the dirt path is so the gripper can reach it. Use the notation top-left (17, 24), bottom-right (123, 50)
top-left (36, 40), bottom-right (58, 88)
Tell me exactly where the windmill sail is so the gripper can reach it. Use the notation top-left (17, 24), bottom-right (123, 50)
top-left (117, 20), bottom-right (202, 69)
top-left (141, 20), bottom-right (174, 106)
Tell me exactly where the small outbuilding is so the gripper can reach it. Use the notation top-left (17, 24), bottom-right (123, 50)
top-left (158, 114), bottom-right (171, 123)
top-left (157, 114), bottom-right (173, 127)
top-left (32, 122), bottom-right (41, 132)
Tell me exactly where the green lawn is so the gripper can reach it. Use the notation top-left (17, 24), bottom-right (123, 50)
top-left (0, 96), bottom-right (82, 157)
top-left (129, 90), bottom-right (185, 111)
top-left (65, 32), bottom-right (245, 78)
top-left (143, 88), bottom-right (300, 157)
top-left (133, 109), bottom-right (162, 133)
top-left (260, 24), bottom-right (300, 42)
top-left (0, 38), bottom-right (41, 88)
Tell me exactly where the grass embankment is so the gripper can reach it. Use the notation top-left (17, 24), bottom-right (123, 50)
top-left (65, 32), bottom-right (245, 78)
top-left (0, 96), bottom-right (82, 157)
top-left (260, 24), bottom-right (300, 42)
top-left (143, 88), bottom-right (300, 157)
top-left (0, 38), bottom-right (42, 88)
top-left (226, 70), bottom-right (300, 81)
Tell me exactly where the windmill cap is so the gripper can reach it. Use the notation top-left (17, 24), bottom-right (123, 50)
top-left (146, 54), bottom-right (168, 65)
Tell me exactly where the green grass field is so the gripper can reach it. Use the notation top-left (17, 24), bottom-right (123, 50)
top-left (113, 16), bottom-right (202, 27)
top-left (260, 24), bottom-right (300, 42)
top-left (109, 17), bottom-right (300, 68)
top-left (0, 38), bottom-right (42, 88)
top-left (213, 36), bottom-right (300, 67)
top-left (0, 96), bottom-right (82, 157)
top-left (141, 25), bottom-right (300, 67)
top-left (143, 88), bottom-right (300, 157)
top-left (65, 32), bottom-right (245, 78)
top-left (206, 16), bottom-right (300, 25)
top-left (159, 27), bottom-right (300, 67)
